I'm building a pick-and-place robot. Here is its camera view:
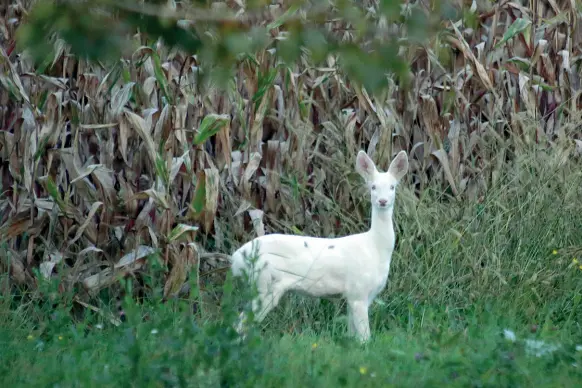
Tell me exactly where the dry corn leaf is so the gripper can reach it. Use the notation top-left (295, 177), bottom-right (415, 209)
top-left (163, 243), bottom-right (198, 299)
top-left (248, 209), bottom-right (265, 237)
top-left (82, 245), bottom-right (156, 293)
top-left (203, 167), bottom-right (220, 232)
top-left (73, 297), bottom-right (123, 326)
top-left (123, 109), bottom-right (158, 166)
top-left (449, 22), bottom-right (496, 95)
top-left (241, 152), bottom-right (262, 197)
top-left (2, 250), bottom-right (28, 285)
top-left (68, 201), bottom-right (104, 246)
top-left (39, 251), bottom-right (64, 279)
top-left (431, 148), bottom-right (459, 197)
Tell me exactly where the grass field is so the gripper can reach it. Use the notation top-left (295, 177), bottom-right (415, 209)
top-left (1, 297), bottom-right (581, 387)
top-left (1, 147), bottom-right (581, 387)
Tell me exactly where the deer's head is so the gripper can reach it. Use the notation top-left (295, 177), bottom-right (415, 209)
top-left (356, 150), bottom-right (408, 211)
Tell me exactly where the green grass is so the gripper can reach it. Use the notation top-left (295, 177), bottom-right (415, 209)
top-left (1, 147), bottom-right (582, 387)
top-left (0, 299), bottom-right (581, 387)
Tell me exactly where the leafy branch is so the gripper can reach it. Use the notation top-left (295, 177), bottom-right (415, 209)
top-left (15, 0), bottom-right (458, 93)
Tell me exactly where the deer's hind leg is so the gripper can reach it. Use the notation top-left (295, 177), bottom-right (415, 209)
top-left (236, 268), bottom-right (289, 337)
top-left (252, 271), bottom-right (290, 323)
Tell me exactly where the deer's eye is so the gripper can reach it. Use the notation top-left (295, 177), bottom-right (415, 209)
top-left (390, 185), bottom-right (395, 190)
top-left (371, 185), bottom-right (376, 190)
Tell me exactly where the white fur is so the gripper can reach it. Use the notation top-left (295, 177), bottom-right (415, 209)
top-left (230, 150), bottom-right (409, 342)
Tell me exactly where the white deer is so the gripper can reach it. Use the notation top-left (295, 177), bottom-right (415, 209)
top-left (230, 150), bottom-right (409, 342)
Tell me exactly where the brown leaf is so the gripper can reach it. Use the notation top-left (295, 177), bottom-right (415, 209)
top-left (73, 297), bottom-right (123, 326)
top-left (118, 117), bottom-right (130, 165)
top-left (110, 82), bottom-right (135, 118)
top-left (448, 24), bottom-right (496, 95)
top-left (163, 243), bottom-right (198, 299)
top-left (215, 114), bottom-right (232, 169)
top-left (241, 152), bottom-right (262, 198)
top-left (2, 250), bottom-right (29, 285)
top-left (203, 167), bottom-right (220, 232)
top-left (0, 212), bottom-right (32, 240)
top-left (123, 109), bottom-right (158, 166)
top-left (420, 94), bottom-right (443, 149)
top-left (248, 209), bottom-right (265, 237)
top-left (82, 245), bottom-right (155, 294)
top-left (68, 201), bottom-right (104, 246)
top-left (265, 140), bottom-right (281, 212)
top-left (431, 148), bottom-right (459, 197)
top-left (249, 87), bottom-right (270, 153)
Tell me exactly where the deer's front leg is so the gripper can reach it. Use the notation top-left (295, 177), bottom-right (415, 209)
top-left (347, 303), bottom-right (356, 336)
top-left (348, 299), bottom-right (371, 343)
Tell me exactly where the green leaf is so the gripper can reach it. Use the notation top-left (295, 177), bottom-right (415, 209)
top-left (531, 77), bottom-right (555, 92)
top-left (224, 33), bottom-right (253, 57)
top-left (193, 114), bottom-right (230, 145)
top-left (16, 2), bottom-right (123, 65)
top-left (253, 68), bottom-right (278, 110)
top-left (339, 45), bottom-right (388, 94)
top-left (150, 50), bottom-right (172, 105)
top-left (462, 8), bottom-right (480, 30)
top-left (506, 57), bottom-right (531, 71)
top-left (267, 3), bottom-right (300, 30)
top-left (46, 176), bottom-right (66, 212)
top-left (117, 7), bottom-right (203, 54)
top-left (155, 154), bottom-right (170, 189)
top-left (379, 0), bottom-right (402, 22)
top-left (406, 6), bottom-right (430, 42)
top-left (191, 171), bottom-right (206, 215)
top-left (33, 136), bottom-right (50, 162)
top-left (168, 224), bottom-right (199, 242)
top-left (277, 28), bottom-right (303, 65)
top-left (494, 18), bottom-right (532, 49)
top-left (46, 176), bottom-right (60, 203)
top-left (302, 28), bottom-right (330, 64)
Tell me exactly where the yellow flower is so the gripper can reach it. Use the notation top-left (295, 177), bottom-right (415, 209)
top-left (359, 366), bottom-right (368, 375)
top-left (552, 250), bottom-right (558, 255)
top-left (58, 336), bottom-right (63, 341)
top-left (27, 335), bottom-right (33, 340)
top-left (311, 343), bottom-right (318, 349)
top-left (579, 265), bottom-right (582, 270)
top-left (573, 258), bottom-right (579, 264)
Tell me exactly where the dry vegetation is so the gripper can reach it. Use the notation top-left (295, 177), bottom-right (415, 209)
top-left (0, 0), bottom-right (581, 321)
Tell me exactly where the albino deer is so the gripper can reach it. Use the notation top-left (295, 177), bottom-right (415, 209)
top-left (230, 150), bottom-right (408, 342)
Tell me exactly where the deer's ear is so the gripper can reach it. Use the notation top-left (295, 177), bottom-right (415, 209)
top-left (356, 150), bottom-right (376, 181)
top-left (388, 150), bottom-right (408, 182)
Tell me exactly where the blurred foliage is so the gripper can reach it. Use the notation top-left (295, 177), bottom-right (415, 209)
top-left (16, 0), bottom-right (458, 93)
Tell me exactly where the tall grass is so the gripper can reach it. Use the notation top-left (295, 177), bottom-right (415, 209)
top-left (245, 144), bottom-right (582, 337)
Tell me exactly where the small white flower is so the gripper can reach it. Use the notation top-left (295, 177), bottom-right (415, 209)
top-left (525, 339), bottom-right (559, 357)
top-left (575, 345), bottom-right (582, 352)
top-left (151, 329), bottom-right (159, 334)
top-left (503, 329), bottom-right (517, 342)
top-left (96, 324), bottom-right (103, 330)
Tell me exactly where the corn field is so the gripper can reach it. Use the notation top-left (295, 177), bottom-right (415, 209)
top-left (0, 0), bottom-right (581, 317)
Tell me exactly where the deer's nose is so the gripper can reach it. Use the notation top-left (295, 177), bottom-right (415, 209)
top-left (378, 199), bottom-right (388, 207)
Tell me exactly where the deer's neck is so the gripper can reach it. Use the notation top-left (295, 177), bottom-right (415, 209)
top-left (369, 206), bottom-right (395, 253)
